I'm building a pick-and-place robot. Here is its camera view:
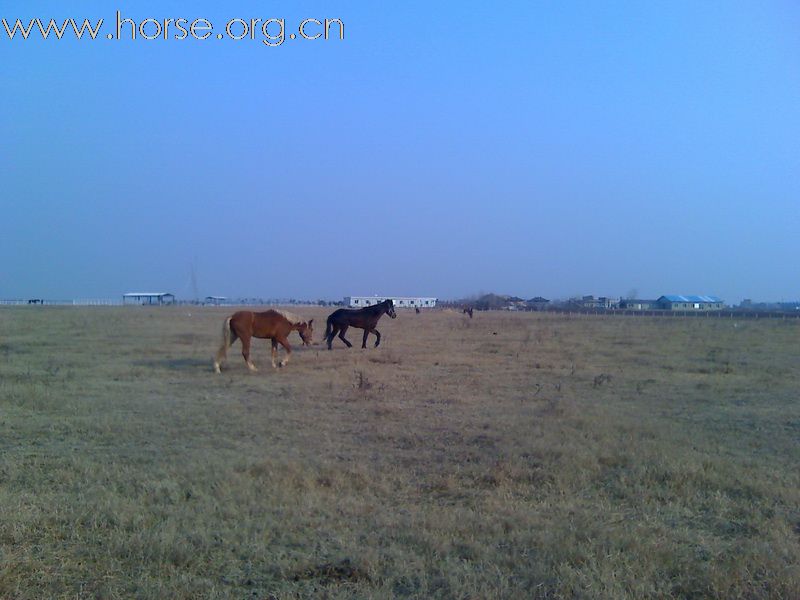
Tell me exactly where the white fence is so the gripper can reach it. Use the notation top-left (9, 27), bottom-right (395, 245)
top-left (72, 299), bottom-right (124, 306)
top-left (0, 299), bottom-right (124, 306)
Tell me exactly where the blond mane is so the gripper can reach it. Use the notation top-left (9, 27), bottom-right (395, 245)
top-left (274, 309), bottom-right (306, 326)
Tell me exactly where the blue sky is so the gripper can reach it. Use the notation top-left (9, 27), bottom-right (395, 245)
top-left (2, 1), bottom-right (799, 302)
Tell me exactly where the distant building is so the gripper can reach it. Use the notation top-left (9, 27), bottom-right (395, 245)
top-left (656, 295), bottom-right (724, 311)
top-left (473, 294), bottom-right (522, 311)
top-left (619, 298), bottom-right (658, 310)
top-left (204, 296), bottom-right (227, 306)
top-left (572, 295), bottom-right (619, 309)
top-left (345, 296), bottom-right (437, 309)
top-left (122, 292), bottom-right (175, 306)
top-left (597, 297), bottom-right (619, 309)
top-left (527, 296), bottom-right (550, 310)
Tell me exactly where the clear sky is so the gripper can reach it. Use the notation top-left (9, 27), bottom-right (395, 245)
top-left (2, 1), bottom-right (799, 303)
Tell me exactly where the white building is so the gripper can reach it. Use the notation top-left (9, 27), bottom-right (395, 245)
top-left (345, 296), bottom-right (437, 309)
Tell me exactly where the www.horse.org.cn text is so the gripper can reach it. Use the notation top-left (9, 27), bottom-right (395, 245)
top-left (2, 12), bottom-right (345, 47)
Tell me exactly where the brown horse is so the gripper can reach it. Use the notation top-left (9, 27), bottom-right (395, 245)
top-left (463, 306), bottom-right (474, 318)
top-left (213, 309), bottom-right (313, 373)
top-left (324, 299), bottom-right (396, 349)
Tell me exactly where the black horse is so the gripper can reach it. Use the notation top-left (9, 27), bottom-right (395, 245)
top-left (324, 299), bottom-right (397, 349)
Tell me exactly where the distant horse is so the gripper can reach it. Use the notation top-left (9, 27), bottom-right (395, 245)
top-left (324, 299), bottom-right (396, 349)
top-left (463, 306), bottom-right (474, 319)
top-left (213, 309), bottom-right (313, 373)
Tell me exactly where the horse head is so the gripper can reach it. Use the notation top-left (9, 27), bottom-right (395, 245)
top-left (298, 319), bottom-right (314, 345)
top-left (384, 300), bottom-right (397, 319)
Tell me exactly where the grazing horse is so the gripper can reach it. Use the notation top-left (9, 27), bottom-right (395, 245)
top-left (324, 299), bottom-right (396, 349)
top-left (273, 310), bottom-right (314, 347)
top-left (463, 306), bottom-right (474, 319)
top-left (213, 310), bottom-right (313, 373)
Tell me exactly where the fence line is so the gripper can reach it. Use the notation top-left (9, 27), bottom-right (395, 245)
top-left (0, 299), bottom-right (123, 306)
top-left (0, 299), bottom-right (330, 307)
top-left (2, 300), bottom-right (799, 319)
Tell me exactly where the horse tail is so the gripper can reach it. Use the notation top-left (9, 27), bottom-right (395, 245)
top-left (223, 316), bottom-right (233, 347)
top-left (324, 314), bottom-right (335, 340)
top-left (213, 316), bottom-right (233, 373)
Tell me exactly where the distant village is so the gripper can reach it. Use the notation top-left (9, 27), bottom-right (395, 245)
top-left (4, 292), bottom-right (800, 314)
top-left (463, 293), bottom-right (726, 312)
top-left (447, 293), bottom-right (800, 314)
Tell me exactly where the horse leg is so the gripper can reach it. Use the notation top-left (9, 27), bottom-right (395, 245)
top-left (361, 328), bottom-right (369, 349)
top-left (213, 319), bottom-right (238, 373)
top-left (277, 335), bottom-right (291, 367)
top-left (326, 324), bottom-right (339, 350)
top-left (240, 334), bottom-right (258, 372)
top-left (373, 328), bottom-right (381, 348)
top-left (214, 344), bottom-right (225, 374)
top-left (271, 339), bottom-right (279, 368)
top-left (338, 325), bottom-right (352, 348)
top-left (216, 331), bottom-right (239, 372)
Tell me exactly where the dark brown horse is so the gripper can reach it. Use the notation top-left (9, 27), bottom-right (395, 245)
top-left (214, 309), bottom-right (313, 373)
top-left (325, 299), bottom-right (396, 349)
top-left (463, 306), bottom-right (474, 318)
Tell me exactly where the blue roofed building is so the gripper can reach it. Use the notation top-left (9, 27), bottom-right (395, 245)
top-left (656, 295), bottom-right (724, 311)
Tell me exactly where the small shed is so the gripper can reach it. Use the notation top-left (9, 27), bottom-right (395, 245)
top-left (122, 292), bottom-right (175, 306)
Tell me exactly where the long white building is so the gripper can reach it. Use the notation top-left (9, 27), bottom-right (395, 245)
top-left (345, 296), bottom-right (437, 309)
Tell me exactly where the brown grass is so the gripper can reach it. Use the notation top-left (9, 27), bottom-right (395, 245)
top-left (1, 307), bottom-right (799, 598)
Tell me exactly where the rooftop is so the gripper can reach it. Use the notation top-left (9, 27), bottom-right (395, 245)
top-left (660, 295), bottom-right (723, 303)
top-left (123, 292), bottom-right (174, 297)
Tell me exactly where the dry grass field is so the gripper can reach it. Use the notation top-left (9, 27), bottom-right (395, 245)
top-left (1, 306), bottom-right (799, 599)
